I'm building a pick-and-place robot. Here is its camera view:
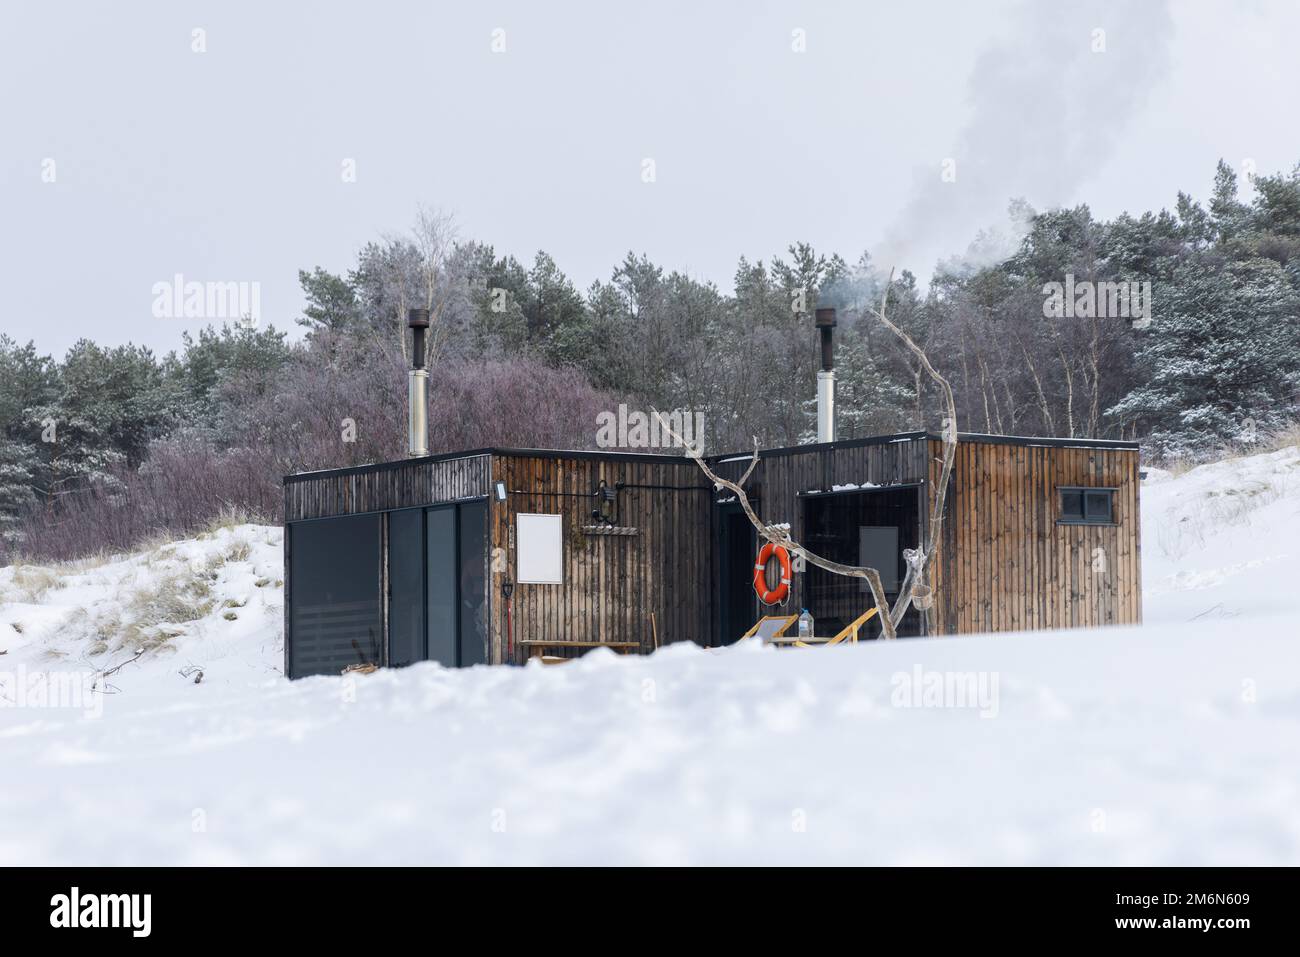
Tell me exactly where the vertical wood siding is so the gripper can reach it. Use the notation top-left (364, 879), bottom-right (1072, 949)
top-left (489, 453), bottom-right (714, 664)
top-left (943, 438), bottom-right (1141, 633)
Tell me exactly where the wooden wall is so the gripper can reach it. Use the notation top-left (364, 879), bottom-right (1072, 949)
top-left (712, 434), bottom-right (1141, 637)
top-left (939, 437), bottom-right (1142, 633)
top-left (282, 434), bottom-right (1143, 669)
top-left (284, 454), bottom-right (491, 521)
top-left (489, 452), bottom-right (714, 664)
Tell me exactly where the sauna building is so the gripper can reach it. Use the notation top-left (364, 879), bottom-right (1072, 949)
top-left (282, 305), bottom-right (1140, 678)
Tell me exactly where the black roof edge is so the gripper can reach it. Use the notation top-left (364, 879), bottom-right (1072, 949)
top-left (945, 431), bottom-right (1140, 451)
top-left (284, 448), bottom-right (496, 484)
top-left (715, 432), bottom-right (930, 460)
top-left (714, 430), bottom-right (1139, 460)
top-left (282, 445), bottom-right (703, 484)
top-left (283, 432), bottom-right (1139, 484)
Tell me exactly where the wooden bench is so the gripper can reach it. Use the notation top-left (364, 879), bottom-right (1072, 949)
top-left (519, 640), bottom-right (642, 662)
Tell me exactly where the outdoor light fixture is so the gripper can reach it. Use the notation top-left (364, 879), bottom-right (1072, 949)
top-left (495, 481), bottom-right (507, 501)
top-left (593, 480), bottom-right (618, 525)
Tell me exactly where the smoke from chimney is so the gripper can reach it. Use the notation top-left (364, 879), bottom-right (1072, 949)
top-left (874, 0), bottom-right (1174, 278)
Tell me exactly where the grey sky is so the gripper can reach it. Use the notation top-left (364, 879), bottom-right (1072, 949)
top-left (3, 0), bottom-right (1299, 357)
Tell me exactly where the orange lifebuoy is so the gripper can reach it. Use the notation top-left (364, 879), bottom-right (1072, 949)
top-left (753, 542), bottom-right (793, 605)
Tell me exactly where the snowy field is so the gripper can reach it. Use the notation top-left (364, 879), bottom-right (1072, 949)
top-left (1, 448), bottom-right (1299, 865)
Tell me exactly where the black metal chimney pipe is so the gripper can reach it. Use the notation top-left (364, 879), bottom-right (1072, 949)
top-left (815, 306), bottom-right (836, 371)
top-left (814, 307), bottom-right (836, 442)
top-left (408, 307), bottom-right (429, 369)
top-left (407, 308), bottom-right (430, 457)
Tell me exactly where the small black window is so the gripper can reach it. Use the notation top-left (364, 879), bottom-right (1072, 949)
top-left (1061, 489), bottom-right (1084, 521)
top-left (1085, 491), bottom-right (1112, 522)
top-left (1058, 487), bottom-right (1114, 525)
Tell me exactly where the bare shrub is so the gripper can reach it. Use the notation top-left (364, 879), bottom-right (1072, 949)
top-left (10, 344), bottom-right (616, 564)
top-left (10, 565), bottom-right (64, 602)
top-left (117, 569), bottom-right (216, 651)
top-left (223, 538), bottom-right (252, 563)
top-left (1264, 420), bottom-right (1300, 452)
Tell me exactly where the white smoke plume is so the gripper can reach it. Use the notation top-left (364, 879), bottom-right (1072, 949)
top-left (874, 0), bottom-right (1174, 279)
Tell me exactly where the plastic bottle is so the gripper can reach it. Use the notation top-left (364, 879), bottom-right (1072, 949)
top-left (798, 608), bottom-right (814, 638)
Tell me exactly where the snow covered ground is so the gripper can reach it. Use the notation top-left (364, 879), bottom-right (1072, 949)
top-left (1, 448), bottom-right (1299, 865)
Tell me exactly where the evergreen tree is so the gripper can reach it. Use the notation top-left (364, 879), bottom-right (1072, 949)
top-left (1209, 159), bottom-right (1251, 242)
top-left (0, 438), bottom-right (37, 551)
top-left (1107, 256), bottom-right (1300, 455)
top-left (296, 267), bottom-right (362, 332)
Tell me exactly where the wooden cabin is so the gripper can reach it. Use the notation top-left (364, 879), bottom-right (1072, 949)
top-left (281, 432), bottom-right (1141, 677)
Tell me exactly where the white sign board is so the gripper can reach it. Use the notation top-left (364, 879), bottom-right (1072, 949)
top-left (517, 513), bottom-right (563, 584)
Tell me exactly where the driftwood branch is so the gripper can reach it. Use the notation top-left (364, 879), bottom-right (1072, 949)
top-left (864, 270), bottom-right (960, 631)
top-left (654, 267), bottom-right (959, 640)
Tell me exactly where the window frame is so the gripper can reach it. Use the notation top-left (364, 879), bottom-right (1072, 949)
top-left (1056, 486), bottom-right (1117, 526)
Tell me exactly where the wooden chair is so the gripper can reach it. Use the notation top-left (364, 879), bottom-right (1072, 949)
top-left (737, 615), bottom-right (798, 643)
top-left (769, 608), bottom-right (879, 648)
top-left (821, 607), bottom-right (879, 645)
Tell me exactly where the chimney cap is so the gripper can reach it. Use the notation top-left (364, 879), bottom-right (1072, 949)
top-left (814, 306), bottom-right (837, 328)
top-left (407, 307), bottom-right (430, 329)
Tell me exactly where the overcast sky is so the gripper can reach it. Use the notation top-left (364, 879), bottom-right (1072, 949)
top-left (4, 0), bottom-right (1300, 357)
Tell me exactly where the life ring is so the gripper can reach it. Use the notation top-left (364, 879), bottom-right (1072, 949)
top-left (753, 542), bottom-right (792, 605)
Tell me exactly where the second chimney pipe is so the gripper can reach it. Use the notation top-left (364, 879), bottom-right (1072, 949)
top-left (815, 306), bottom-right (836, 443)
top-left (407, 308), bottom-right (430, 458)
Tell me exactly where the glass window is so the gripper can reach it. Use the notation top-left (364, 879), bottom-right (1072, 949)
top-left (458, 500), bottom-right (488, 666)
top-left (1059, 487), bottom-right (1114, 524)
top-left (388, 509), bottom-right (424, 667)
top-left (426, 507), bottom-right (458, 667)
top-left (1060, 489), bottom-right (1084, 521)
top-left (288, 515), bottom-right (382, 678)
top-left (1085, 490), bottom-right (1113, 523)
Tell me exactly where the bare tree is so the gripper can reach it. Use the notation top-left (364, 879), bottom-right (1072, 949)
top-left (655, 270), bottom-right (959, 640)
top-left (371, 206), bottom-right (461, 364)
top-left (411, 205), bottom-right (461, 364)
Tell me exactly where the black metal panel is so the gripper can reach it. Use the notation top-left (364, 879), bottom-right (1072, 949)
top-left (457, 500), bottom-right (488, 666)
top-left (287, 514), bottom-right (382, 678)
top-left (426, 507), bottom-right (457, 667)
top-left (387, 508), bottom-right (425, 667)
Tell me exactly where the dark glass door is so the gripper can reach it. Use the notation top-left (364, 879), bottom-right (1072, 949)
top-left (388, 508), bottom-right (425, 667)
top-left (457, 500), bottom-right (488, 666)
top-left (801, 487), bottom-right (921, 638)
top-left (425, 506), bottom-right (458, 667)
top-left (287, 514), bottom-right (382, 678)
top-left (717, 503), bottom-right (757, 645)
